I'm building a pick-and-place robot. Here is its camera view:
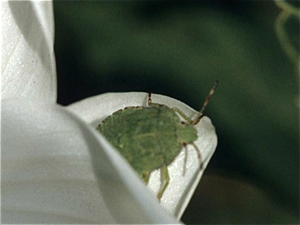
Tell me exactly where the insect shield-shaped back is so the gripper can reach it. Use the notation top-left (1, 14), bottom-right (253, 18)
top-left (96, 81), bottom-right (218, 200)
top-left (97, 105), bottom-right (185, 176)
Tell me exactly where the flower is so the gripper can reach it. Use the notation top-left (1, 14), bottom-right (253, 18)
top-left (1, 1), bottom-right (217, 223)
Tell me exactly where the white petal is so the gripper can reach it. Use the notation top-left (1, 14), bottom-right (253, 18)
top-left (67, 92), bottom-right (218, 218)
top-left (1, 1), bottom-right (57, 102)
top-left (2, 99), bottom-right (179, 224)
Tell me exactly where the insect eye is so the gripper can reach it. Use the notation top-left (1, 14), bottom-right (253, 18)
top-left (181, 121), bottom-right (186, 125)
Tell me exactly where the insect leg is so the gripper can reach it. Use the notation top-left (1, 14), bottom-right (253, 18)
top-left (172, 107), bottom-right (194, 124)
top-left (182, 144), bottom-right (188, 176)
top-left (148, 92), bottom-right (152, 105)
top-left (157, 166), bottom-right (170, 200)
top-left (191, 143), bottom-right (203, 169)
top-left (142, 171), bottom-right (151, 184)
top-left (148, 92), bottom-right (161, 107)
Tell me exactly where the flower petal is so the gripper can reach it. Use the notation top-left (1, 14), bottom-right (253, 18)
top-left (67, 92), bottom-right (218, 218)
top-left (1, 1), bottom-right (56, 102)
top-left (2, 99), bottom-right (179, 224)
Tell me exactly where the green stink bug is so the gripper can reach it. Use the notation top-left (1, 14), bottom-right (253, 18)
top-left (96, 81), bottom-right (218, 199)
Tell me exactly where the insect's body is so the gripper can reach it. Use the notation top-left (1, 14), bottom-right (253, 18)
top-left (96, 81), bottom-right (218, 199)
top-left (97, 105), bottom-right (197, 176)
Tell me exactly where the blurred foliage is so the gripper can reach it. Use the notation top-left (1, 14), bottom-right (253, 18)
top-left (53, 1), bottom-right (299, 224)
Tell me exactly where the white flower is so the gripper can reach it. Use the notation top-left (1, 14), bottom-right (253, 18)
top-left (1, 1), bottom-right (217, 223)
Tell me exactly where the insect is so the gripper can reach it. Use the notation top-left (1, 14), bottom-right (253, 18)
top-left (96, 81), bottom-right (218, 199)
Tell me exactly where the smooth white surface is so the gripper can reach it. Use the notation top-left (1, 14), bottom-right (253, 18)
top-left (1, 1), bottom-right (57, 102)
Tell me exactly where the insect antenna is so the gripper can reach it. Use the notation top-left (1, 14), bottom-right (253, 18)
top-left (191, 80), bottom-right (218, 125)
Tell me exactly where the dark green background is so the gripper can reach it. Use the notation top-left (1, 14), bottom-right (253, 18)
top-left (53, 1), bottom-right (299, 224)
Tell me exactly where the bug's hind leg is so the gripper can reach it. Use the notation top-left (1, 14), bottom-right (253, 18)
top-left (157, 165), bottom-right (170, 200)
top-left (191, 143), bottom-right (203, 169)
top-left (182, 145), bottom-right (188, 176)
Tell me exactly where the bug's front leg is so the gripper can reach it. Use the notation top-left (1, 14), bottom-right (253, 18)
top-left (157, 165), bottom-right (170, 200)
top-left (171, 107), bottom-right (195, 124)
top-left (149, 91), bottom-right (203, 124)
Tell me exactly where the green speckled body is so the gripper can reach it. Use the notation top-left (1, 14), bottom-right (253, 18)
top-left (97, 105), bottom-right (197, 176)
